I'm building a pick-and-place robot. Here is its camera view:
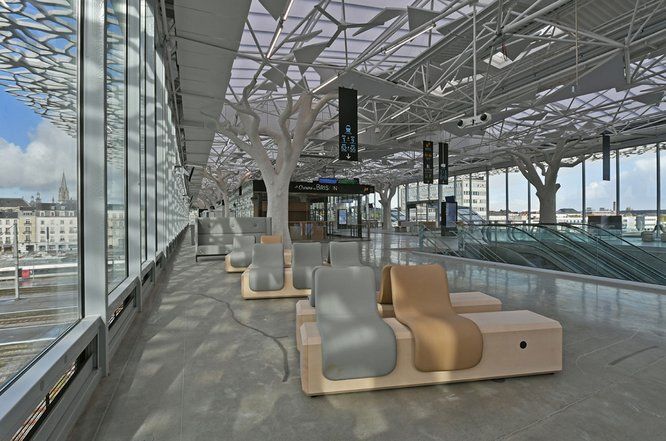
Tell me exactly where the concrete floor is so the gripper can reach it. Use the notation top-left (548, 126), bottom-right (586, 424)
top-left (68, 233), bottom-right (666, 441)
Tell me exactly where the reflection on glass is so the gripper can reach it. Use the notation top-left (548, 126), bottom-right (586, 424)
top-left (0, 0), bottom-right (80, 390)
top-left (106, 0), bottom-right (128, 291)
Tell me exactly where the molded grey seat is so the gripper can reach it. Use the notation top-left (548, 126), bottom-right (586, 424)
top-left (248, 244), bottom-right (284, 291)
top-left (292, 243), bottom-right (323, 289)
top-left (315, 266), bottom-right (397, 380)
top-left (308, 266), bottom-right (326, 307)
top-left (228, 236), bottom-right (255, 267)
top-left (329, 242), bottom-right (362, 266)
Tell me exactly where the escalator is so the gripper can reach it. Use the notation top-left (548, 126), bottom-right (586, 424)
top-left (529, 224), bottom-right (666, 284)
top-left (420, 222), bottom-right (666, 285)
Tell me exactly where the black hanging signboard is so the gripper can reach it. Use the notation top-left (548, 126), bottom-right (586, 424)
top-left (338, 87), bottom-right (358, 161)
top-left (602, 133), bottom-right (611, 181)
top-left (423, 141), bottom-right (434, 184)
top-left (439, 142), bottom-right (449, 184)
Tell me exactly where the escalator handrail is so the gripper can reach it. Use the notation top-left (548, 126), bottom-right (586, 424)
top-left (517, 224), bottom-right (651, 282)
top-left (456, 226), bottom-right (509, 264)
top-left (468, 224), bottom-right (581, 273)
top-left (557, 223), bottom-right (666, 266)
top-left (421, 224), bottom-right (508, 264)
top-left (545, 223), bottom-right (666, 283)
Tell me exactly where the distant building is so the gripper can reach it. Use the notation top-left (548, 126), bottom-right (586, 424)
top-left (0, 172), bottom-right (81, 254)
top-left (33, 201), bottom-right (77, 252)
top-left (0, 198), bottom-right (29, 212)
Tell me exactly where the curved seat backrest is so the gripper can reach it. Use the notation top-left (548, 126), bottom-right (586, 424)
top-left (391, 264), bottom-right (483, 372)
top-left (315, 266), bottom-right (396, 380)
top-left (329, 242), bottom-right (362, 266)
top-left (376, 265), bottom-right (393, 304)
top-left (233, 235), bottom-right (255, 250)
top-left (229, 236), bottom-right (256, 267)
top-left (251, 243), bottom-right (284, 268)
top-left (292, 243), bottom-right (323, 289)
top-left (392, 264), bottom-right (454, 316)
top-left (260, 234), bottom-right (283, 244)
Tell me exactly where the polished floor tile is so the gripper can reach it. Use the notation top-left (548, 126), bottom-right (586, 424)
top-left (67, 233), bottom-right (666, 441)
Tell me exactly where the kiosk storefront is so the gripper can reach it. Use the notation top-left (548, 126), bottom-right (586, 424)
top-left (228, 179), bottom-right (374, 240)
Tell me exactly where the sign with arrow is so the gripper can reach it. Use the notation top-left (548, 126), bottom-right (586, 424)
top-left (338, 87), bottom-right (358, 161)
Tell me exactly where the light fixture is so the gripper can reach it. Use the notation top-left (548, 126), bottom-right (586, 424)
top-left (439, 113), bottom-right (465, 124)
top-left (396, 131), bottom-right (416, 140)
top-left (266, 0), bottom-right (294, 58)
top-left (267, 26), bottom-right (283, 58)
top-left (312, 74), bottom-right (337, 93)
top-left (385, 24), bottom-right (435, 54)
top-left (282, 0), bottom-right (294, 20)
top-left (390, 106), bottom-right (410, 120)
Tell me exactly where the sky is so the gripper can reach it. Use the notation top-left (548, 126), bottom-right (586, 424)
top-left (0, 89), bottom-right (77, 203)
top-left (1, 83), bottom-right (662, 213)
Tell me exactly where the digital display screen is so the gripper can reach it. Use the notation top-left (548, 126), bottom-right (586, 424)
top-left (338, 87), bottom-right (358, 161)
top-left (423, 140), bottom-right (434, 184)
top-left (439, 142), bottom-right (449, 184)
top-left (338, 209), bottom-right (348, 226)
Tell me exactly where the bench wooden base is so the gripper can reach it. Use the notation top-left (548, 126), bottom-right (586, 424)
top-left (300, 310), bottom-right (562, 396)
top-left (224, 258), bottom-right (246, 273)
top-left (241, 267), bottom-right (310, 300)
top-left (295, 292), bottom-right (502, 351)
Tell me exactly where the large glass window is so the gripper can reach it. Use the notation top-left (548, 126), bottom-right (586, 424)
top-left (139, 0), bottom-right (147, 262)
top-left (660, 144), bottom-right (666, 226)
top-left (556, 161), bottom-right (582, 224)
top-left (106, 0), bottom-right (128, 290)
top-left (0, 0), bottom-right (80, 390)
top-left (585, 150), bottom-right (617, 217)
top-left (488, 169), bottom-right (507, 222)
top-left (619, 145), bottom-right (657, 232)
top-left (507, 168), bottom-right (527, 223)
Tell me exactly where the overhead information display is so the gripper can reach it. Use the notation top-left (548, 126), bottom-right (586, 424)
top-left (423, 141), bottom-right (434, 184)
top-left (439, 142), bottom-right (449, 185)
top-left (338, 87), bottom-right (358, 161)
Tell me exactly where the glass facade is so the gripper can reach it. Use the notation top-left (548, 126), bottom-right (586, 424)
top-left (0, 0), bottom-right (80, 391)
top-left (106, 0), bottom-right (128, 291)
top-left (488, 169), bottom-right (507, 221)
top-left (0, 0), bottom-right (187, 397)
top-left (585, 150), bottom-right (617, 215)
top-left (393, 143), bottom-right (663, 232)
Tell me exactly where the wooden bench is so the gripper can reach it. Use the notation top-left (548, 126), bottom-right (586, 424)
top-left (300, 310), bottom-right (562, 396)
top-left (241, 267), bottom-right (309, 300)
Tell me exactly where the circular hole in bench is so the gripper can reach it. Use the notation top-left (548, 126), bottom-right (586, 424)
top-left (520, 341), bottom-right (527, 349)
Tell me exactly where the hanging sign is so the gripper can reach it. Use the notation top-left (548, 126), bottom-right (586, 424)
top-left (602, 134), bottom-right (611, 181)
top-left (338, 87), bottom-right (358, 161)
top-left (439, 142), bottom-right (449, 184)
top-left (423, 141), bottom-right (434, 184)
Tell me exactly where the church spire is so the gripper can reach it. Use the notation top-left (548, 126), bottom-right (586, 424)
top-left (58, 172), bottom-right (70, 203)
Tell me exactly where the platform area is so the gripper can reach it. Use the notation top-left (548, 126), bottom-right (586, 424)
top-left (68, 233), bottom-right (666, 441)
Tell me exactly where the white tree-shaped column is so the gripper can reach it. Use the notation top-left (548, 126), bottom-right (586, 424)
top-left (211, 81), bottom-right (335, 246)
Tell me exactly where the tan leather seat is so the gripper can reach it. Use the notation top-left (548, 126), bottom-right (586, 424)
top-left (391, 264), bottom-right (483, 372)
top-left (377, 265), bottom-right (393, 304)
top-left (260, 234), bottom-right (283, 244)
